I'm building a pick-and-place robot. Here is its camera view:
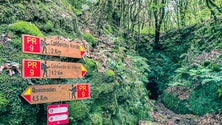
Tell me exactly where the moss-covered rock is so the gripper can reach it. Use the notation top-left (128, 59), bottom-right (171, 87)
top-left (9, 20), bottom-right (43, 37)
top-left (161, 92), bottom-right (191, 114)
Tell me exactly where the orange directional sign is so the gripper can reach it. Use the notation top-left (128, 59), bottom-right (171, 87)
top-left (21, 84), bottom-right (90, 104)
top-left (22, 34), bottom-right (85, 58)
top-left (22, 59), bottom-right (86, 78)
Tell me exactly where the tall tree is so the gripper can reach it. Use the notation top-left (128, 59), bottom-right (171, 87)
top-left (153, 0), bottom-right (166, 49)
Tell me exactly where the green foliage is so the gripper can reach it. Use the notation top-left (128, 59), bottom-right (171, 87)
top-left (135, 26), bottom-right (156, 35)
top-left (43, 20), bottom-right (54, 32)
top-left (142, 27), bottom-right (155, 35)
top-left (84, 58), bottom-right (97, 77)
top-left (9, 20), bottom-right (43, 37)
top-left (69, 101), bottom-right (89, 122)
top-left (74, 9), bottom-right (83, 16)
top-left (116, 107), bottom-right (138, 124)
top-left (91, 113), bottom-right (103, 125)
top-left (85, 58), bottom-right (96, 67)
top-left (162, 83), bottom-right (222, 116)
top-left (90, 72), bottom-right (116, 95)
top-left (0, 75), bottom-right (40, 125)
top-left (218, 41), bottom-right (222, 49)
top-left (170, 64), bottom-right (222, 86)
top-left (68, 0), bottom-right (85, 10)
top-left (125, 55), bottom-right (150, 83)
top-left (188, 83), bottom-right (222, 115)
top-left (146, 53), bottom-right (176, 93)
top-left (210, 63), bottom-right (221, 72)
top-left (0, 93), bottom-right (8, 112)
top-left (104, 69), bottom-right (115, 82)
top-left (86, 50), bottom-right (151, 124)
top-left (67, 0), bottom-right (87, 16)
top-left (217, 87), bottom-right (222, 97)
top-left (61, 0), bottom-right (73, 11)
top-left (159, 18), bottom-right (222, 116)
top-left (0, 31), bottom-right (46, 124)
top-left (103, 25), bottom-right (113, 34)
top-left (1, 1), bottom-right (82, 38)
top-left (83, 32), bottom-right (98, 46)
top-left (105, 69), bottom-right (115, 77)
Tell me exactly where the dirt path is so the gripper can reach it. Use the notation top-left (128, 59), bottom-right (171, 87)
top-left (149, 102), bottom-right (222, 125)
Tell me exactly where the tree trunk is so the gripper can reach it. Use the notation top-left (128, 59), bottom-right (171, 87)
top-left (154, 23), bottom-right (161, 49)
top-left (153, 0), bottom-right (166, 49)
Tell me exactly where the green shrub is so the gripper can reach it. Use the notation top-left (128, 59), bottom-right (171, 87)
top-left (44, 21), bottom-right (54, 32)
top-left (105, 69), bottom-right (115, 77)
top-left (188, 83), bottom-right (222, 115)
top-left (83, 32), bottom-right (98, 46)
top-left (210, 63), bottom-right (221, 72)
top-left (103, 25), bottom-right (113, 34)
top-left (0, 93), bottom-right (8, 112)
top-left (9, 20), bottom-right (43, 37)
top-left (91, 113), bottom-right (103, 125)
top-left (104, 69), bottom-right (115, 82)
top-left (217, 87), bottom-right (222, 97)
top-left (74, 9), bottom-right (82, 16)
top-left (0, 75), bottom-right (39, 125)
top-left (69, 101), bottom-right (88, 121)
top-left (84, 58), bottom-right (97, 77)
top-left (85, 58), bottom-right (96, 67)
top-left (217, 41), bottom-right (222, 49)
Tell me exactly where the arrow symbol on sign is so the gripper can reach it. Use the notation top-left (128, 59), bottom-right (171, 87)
top-left (81, 65), bottom-right (87, 77)
top-left (21, 87), bottom-right (32, 103)
top-left (80, 46), bottom-right (85, 57)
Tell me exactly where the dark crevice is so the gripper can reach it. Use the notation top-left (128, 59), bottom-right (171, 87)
top-left (147, 79), bottom-right (159, 100)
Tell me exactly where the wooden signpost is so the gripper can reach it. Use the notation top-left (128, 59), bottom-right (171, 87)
top-left (21, 34), bottom-right (90, 124)
top-left (22, 59), bottom-right (87, 78)
top-left (21, 84), bottom-right (90, 104)
top-left (22, 34), bottom-right (85, 58)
